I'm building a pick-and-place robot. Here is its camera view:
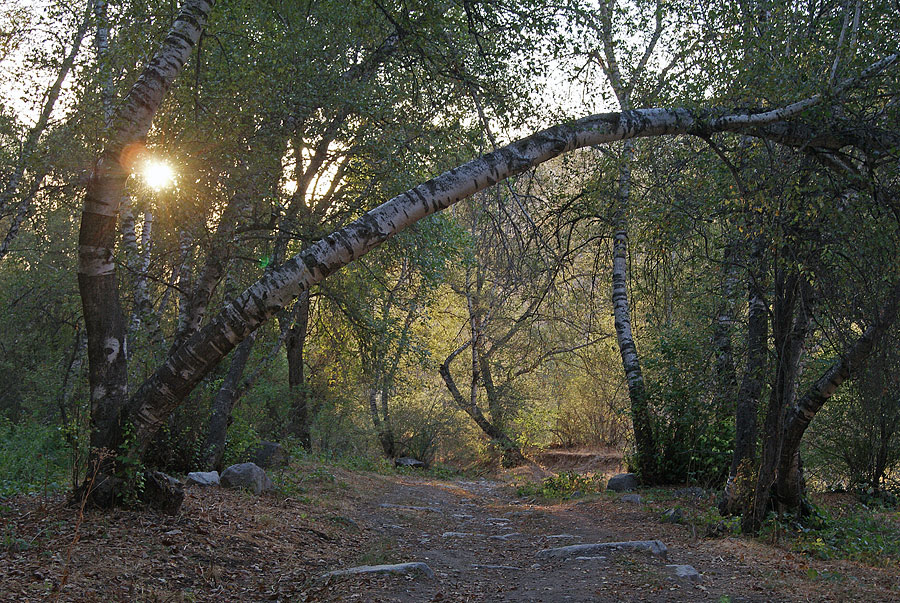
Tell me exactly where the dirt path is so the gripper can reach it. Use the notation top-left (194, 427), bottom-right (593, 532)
top-left (308, 474), bottom-right (897, 602)
top-left (3, 465), bottom-right (899, 602)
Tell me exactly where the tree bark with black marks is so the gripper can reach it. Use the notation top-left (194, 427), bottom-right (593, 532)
top-left (76, 0), bottom-right (214, 506)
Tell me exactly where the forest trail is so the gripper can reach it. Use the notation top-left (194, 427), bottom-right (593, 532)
top-left (309, 472), bottom-right (895, 602)
top-left (2, 462), bottom-right (899, 602)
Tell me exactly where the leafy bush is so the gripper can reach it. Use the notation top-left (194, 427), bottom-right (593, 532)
top-left (516, 471), bottom-right (604, 500)
top-left (0, 418), bottom-right (69, 497)
top-left (642, 321), bottom-right (734, 486)
top-left (784, 503), bottom-right (900, 567)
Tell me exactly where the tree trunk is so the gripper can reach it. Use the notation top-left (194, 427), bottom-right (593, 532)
top-left (721, 236), bottom-right (767, 516)
top-left (439, 342), bottom-right (525, 467)
top-left (712, 241), bottom-right (740, 419)
top-left (286, 292), bottom-right (312, 449)
top-left (610, 140), bottom-right (657, 481)
top-left (745, 268), bottom-right (811, 531)
top-left (202, 332), bottom-right (257, 471)
top-left (76, 0), bottom-right (213, 506)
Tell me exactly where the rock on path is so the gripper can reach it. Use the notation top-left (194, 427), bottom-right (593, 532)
top-left (319, 562), bottom-right (435, 581)
top-left (536, 540), bottom-right (668, 560)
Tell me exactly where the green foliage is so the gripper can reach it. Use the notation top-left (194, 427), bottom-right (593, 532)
top-left (779, 504), bottom-right (900, 567)
top-left (222, 416), bottom-right (262, 468)
top-left (0, 417), bottom-right (68, 497)
top-left (516, 471), bottom-right (604, 500)
top-left (688, 506), bottom-right (741, 538)
top-left (642, 322), bottom-right (734, 486)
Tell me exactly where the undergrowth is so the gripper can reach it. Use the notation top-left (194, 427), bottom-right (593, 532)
top-left (516, 471), bottom-right (604, 500)
top-left (776, 502), bottom-right (900, 567)
top-left (0, 418), bottom-right (69, 497)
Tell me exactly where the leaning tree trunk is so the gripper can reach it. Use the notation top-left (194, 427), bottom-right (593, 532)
top-left (202, 332), bottom-right (257, 471)
top-left (439, 341), bottom-right (526, 467)
top-left (774, 281), bottom-right (900, 510)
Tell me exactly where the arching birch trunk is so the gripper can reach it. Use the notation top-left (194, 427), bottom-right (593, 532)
top-left (123, 87), bottom-right (893, 460)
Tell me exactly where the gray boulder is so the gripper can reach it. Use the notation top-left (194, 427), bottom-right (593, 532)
top-left (185, 471), bottom-right (220, 487)
top-left (621, 493), bottom-right (642, 504)
top-left (221, 462), bottom-right (274, 494)
top-left (607, 473), bottom-right (638, 492)
top-left (319, 562), bottom-right (434, 581)
top-left (537, 540), bottom-right (667, 560)
top-left (249, 441), bottom-right (288, 468)
top-left (394, 457), bottom-right (426, 468)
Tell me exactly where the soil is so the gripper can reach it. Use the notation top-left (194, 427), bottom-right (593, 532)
top-left (2, 454), bottom-right (899, 602)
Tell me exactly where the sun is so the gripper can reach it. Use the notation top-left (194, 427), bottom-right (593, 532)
top-left (141, 159), bottom-right (176, 190)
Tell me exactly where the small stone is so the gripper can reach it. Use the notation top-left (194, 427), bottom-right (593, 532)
top-left (490, 532), bottom-right (523, 541)
top-left (394, 457), bottom-right (426, 469)
top-left (661, 508), bottom-right (684, 524)
top-left (621, 494), bottom-right (642, 504)
top-left (607, 473), bottom-right (638, 492)
top-left (546, 534), bottom-right (579, 540)
top-left (185, 471), bottom-right (219, 487)
top-left (667, 564), bottom-right (702, 583)
top-left (442, 532), bottom-right (473, 538)
top-left (574, 556), bottom-right (607, 561)
top-left (379, 503), bottom-right (442, 513)
top-left (536, 540), bottom-right (667, 560)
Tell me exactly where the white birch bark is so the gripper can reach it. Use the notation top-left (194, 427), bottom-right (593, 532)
top-left (76, 0), bottom-right (213, 502)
